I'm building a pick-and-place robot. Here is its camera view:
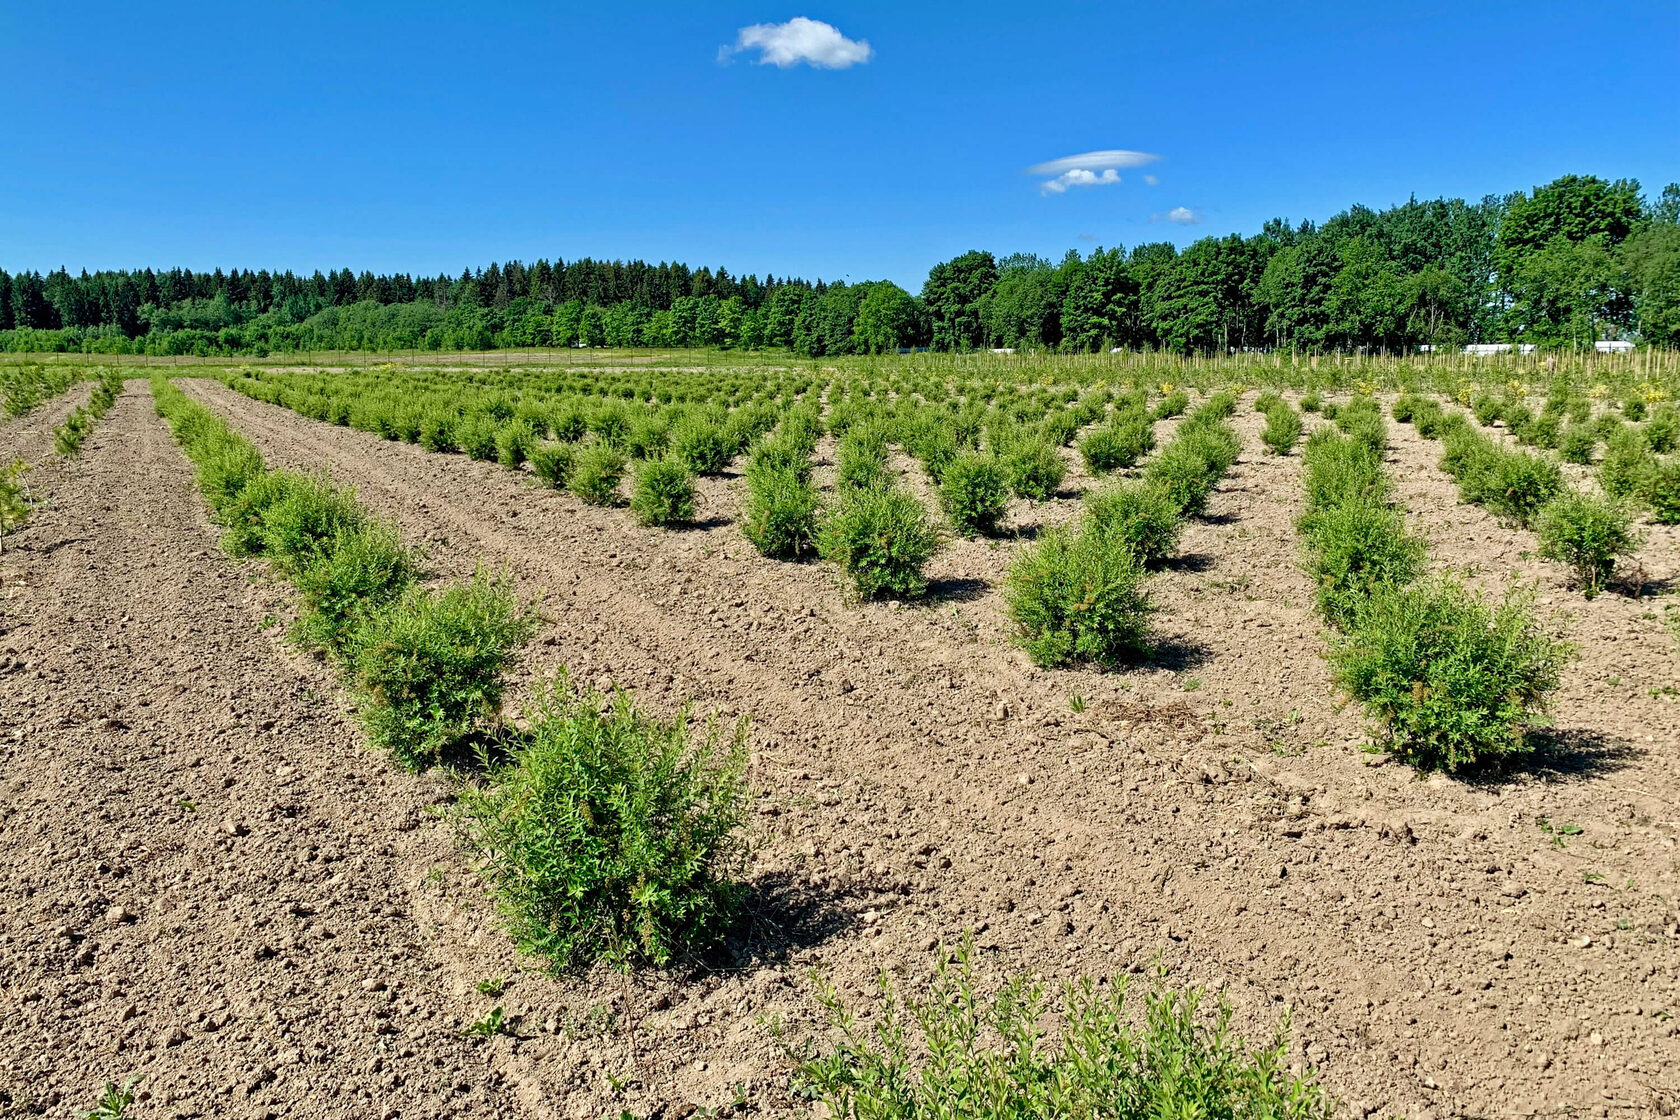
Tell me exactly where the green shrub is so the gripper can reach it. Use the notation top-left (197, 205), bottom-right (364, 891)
top-left (798, 946), bottom-right (1334, 1120)
top-left (1641, 457), bottom-right (1680, 523)
top-left (529, 443), bottom-right (575, 490)
top-left (1143, 412), bottom-right (1240, 516)
top-left (419, 412), bottom-right (459, 453)
top-left (1329, 579), bottom-right (1570, 772)
top-left (1005, 438), bottom-right (1065, 501)
top-left (550, 405), bottom-right (589, 442)
top-left (458, 674), bottom-right (749, 971)
top-left (746, 436), bottom-right (814, 485)
top-left (292, 522), bottom-right (416, 654)
top-left (1005, 526), bottom-right (1151, 668)
top-left (819, 484), bottom-right (938, 600)
top-left (459, 416), bottom-right (499, 462)
top-left (1598, 427), bottom-right (1655, 499)
top-left (1623, 394), bottom-right (1648, 421)
top-left (1253, 390), bottom-right (1284, 415)
top-left (940, 452), bottom-right (1009, 537)
top-left (218, 469), bottom-right (294, 556)
top-left (626, 414), bottom-right (670, 459)
top-left (1412, 398), bottom-right (1448, 438)
top-left (1391, 393), bottom-right (1418, 423)
top-left (1472, 394), bottom-right (1504, 426)
top-left (1260, 402), bottom-right (1302, 455)
top-left (1559, 424), bottom-right (1597, 465)
top-left (260, 473), bottom-right (366, 576)
top-left (1081, 481), bottom-right (1181, 568)
top-left (590, 403), bottom-right (631, 448)
top-left (1646, 405), bottom-right (1680, 454)
top-left (1535, 489), bottom-right (1642, 597)
top-left (53, 411), bottom-right (89, 456)
top-left (1079, 412), bottom-right (1154, 473)
top-left (1302, 498), bottom-right (1425, 629)
top-left (1482, 448), bottom-right (1564, 527)
top-left (630, 456), bottom-right (696, 527)
top-left (1038, 410), bottom-right (1079, 447)
top-left (1151, 390), bottom-right (1189, 420)
top-left (670, 417), bottom-right (733, 475)
top-left (836, 425), bottom-right (890, 491)
top-left (569, 444), bottom-right (627, 506)
top-left (348, 573), bottom-right (535, 769)
top-left (742, 465), bottom-right (819, 559)
top-left (1300, 391), bottom-right (1323, 413)
top-left (0, 459), bottom-right (31, 549)
top-left (1515, 410), bottom-right (1559, 449)
top-left (496, 419), bottom-right (537, 470)
top-left (1301, 428), bottom-right (1387, 516)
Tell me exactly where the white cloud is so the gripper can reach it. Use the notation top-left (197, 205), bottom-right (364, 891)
top-left (1026, 149), bottom-right (1159, 195)
top-left (1143, 174), bottom-right (1159, 186)
top-left (1152, 206), bottom-right (1200, 225)
top-left (1041, 168), bottom-right (1122, 195)
top-left (722, 17), bottom-right (872, 68)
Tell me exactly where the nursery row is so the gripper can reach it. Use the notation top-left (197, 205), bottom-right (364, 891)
top-left (52, 370), bottom-right (123, 457)
top-left (1, 361), bottom-right (83, 419)
top-left (152, 376), bottom-right (748, 970)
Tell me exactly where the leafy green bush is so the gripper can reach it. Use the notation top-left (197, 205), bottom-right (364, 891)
top-left (1005, 525), bottom-right (1151, 668)
top-left (1623, 394), bottom-right (1648, 421)
top-left (1260, 401), bottom-right (1302, 455)
top-left (550, 404), bottom-right (588, 442)
top-left (496, 419), bottom-right (537, 470)
top-left (529, 443), bottom-right (575, 490)
top-left (1301, 428), bottom-right (1387, 517)
top-left (630, 456), bottom-right (696, 527)
top-left (1080, 412), bottom-right (1154, 473)
top-left (797, 947), bottom-right (1334, 1120)
top-left (836, 423), bottom-right (890, 491)
top-left (1647, 405), bottom-right (1680, 454)
top-left (218, 469), bottom-right (295, 556)
top-left (626, 414), bottom-right (670, 459)
top-left (0, 459), bottom-right (31, 550)
top-left (1641, 457), bottom-right (1680, 524)
top-left (1535, 489), bottom-right (1642, 598)
top-left (1005, 438), bottom-right (1065, 501)
top-left (459, 416), bottom-right (499, 462)
top-left (746, 435), bottom-right (814, 484)
top-left (939, 452), bottom-right (1009, 537)
top-left (292, 521), bottom-right (416, 654)
top-left (819, 483), bottom-right (939, 600)
top-left (1300, 390), bottom-right (1323, 413)
top-left (260, 473), bottom-right (366, 576)
top-left (1329, 579), bottom-right (1570, 772)
top-left (1441, 424), bottom-right (1562, 526)
top-left (1151, 389), bottom-right (1189, 420)
top-left (1302, 498), bottom-right (1425, 628)
top-left (348, 573), bottom-right (535, 769)
top-left (1412, 398), bottom-right (1448, 438)
top-left (1143, 410), bottom-right (1241, 516)
top-left (742, 463), bottom-right (819, 559)
top-left (1253, 389), bottom-right (1284, 415)
top-left (1391, 393), bottom-right (1418, 423)
top-left (1598, 426), bottom-right (1655, 499)
top-left (670, 417), bottom-right (733, 475)
top-left (458, 674), bottom-right (749, 971)
top-left (569, 444), bottom-right (627, 506)
top-left (1472, 394), bottom-right (1504, 426)
top-left (1082, 481), bottom-right (1181, 567)
top-left (419, 411), bottom-right (459, 453)
top-left (1559, 424), bottom-right (1597, 465)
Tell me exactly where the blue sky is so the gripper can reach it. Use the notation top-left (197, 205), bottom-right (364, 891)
top-left (3, 1), bottom-right (1676, 290)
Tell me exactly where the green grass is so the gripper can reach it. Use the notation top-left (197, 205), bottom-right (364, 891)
top-left (459, 673), bottom-right (749, 970)
top-left (796, 945), bottom-right (1334, 1120)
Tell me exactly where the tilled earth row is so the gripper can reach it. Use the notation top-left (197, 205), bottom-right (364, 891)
top-left (162, 377), bottom-right (1680, 1119)
top-left (0, 385), bottom-right (543, 1120)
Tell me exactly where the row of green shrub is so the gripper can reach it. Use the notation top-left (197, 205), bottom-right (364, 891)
top-left (52, 370), bottom-right (124, 456)
top-left (1396, 394), bottom-right (1646, 598)
top-left (1005, 393), bottom-right (1243, 668)
top-left (157, 376), bottom-right (753, 970)
top-left (1, 362), bottom-right (81, 419)
top-left (1303, 397), bottom-right (1570, 771)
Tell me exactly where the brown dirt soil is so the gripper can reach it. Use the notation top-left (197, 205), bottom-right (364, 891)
top-left (0, 381), bottom-right (96, 466)
top-left (6, 377), bottom-right (1676, 1120)
top-left (0, 384), bottom-right (539, 1119)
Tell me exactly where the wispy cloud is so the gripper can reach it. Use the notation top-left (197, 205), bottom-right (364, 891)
top-left (1027, 149), bottom-right (1159, 195)
top-left (720, 17), bottom-right (872, 68)
top-left (1152, 206), bottom-right (1200, 225)
top-left (1143, 174), bottom-right (1159, 186)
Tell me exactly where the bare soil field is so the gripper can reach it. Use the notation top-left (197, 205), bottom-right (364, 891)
top-left (2, 378), bottom-right (1676, 1119)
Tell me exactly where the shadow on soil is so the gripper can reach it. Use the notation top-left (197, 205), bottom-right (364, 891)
top-left (1144, 635), bottom-right (1213, 673)
top-left (924, 576), bottom-right (990, 603)
top-left (1160, 552), bottom-right (1215, 573)
top-left (702, 870), bottom-right (863, 974)
top-left (1461, 727), bottom-right (1646, 786)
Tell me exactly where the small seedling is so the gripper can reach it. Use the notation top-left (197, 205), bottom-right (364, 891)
top-left (1537, 818), bottom-right (1583, 849)
top-left (1182, 677), bottom-right (1202, 692)
top-left (1068, 694), bottom-right (1086, 713)
top-left (83, 1076), bottom-right (142, 1120)
top-left (462, 1006), bottom-right (507, 1039)
top-left (476, 976), bottom-right (506, 997)
top-left (1583, 871), bottom-right (1606, 884)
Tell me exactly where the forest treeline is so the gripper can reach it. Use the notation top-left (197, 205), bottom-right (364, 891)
top-left (4, 174), bottom-right (1677, 357)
